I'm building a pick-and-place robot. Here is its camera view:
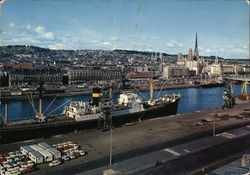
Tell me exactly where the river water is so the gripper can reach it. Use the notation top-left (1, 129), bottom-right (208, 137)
top-left (0, 84), bottom-right (248, 121)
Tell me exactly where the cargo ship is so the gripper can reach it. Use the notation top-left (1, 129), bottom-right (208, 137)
top-left (0, 80), bottom-right (181, 144)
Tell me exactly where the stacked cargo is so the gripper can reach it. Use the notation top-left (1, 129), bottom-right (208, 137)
top-left (37, 150), bottom-right (53, 162)
top-left (20, 143), bottom-right (51, 164)
top-left (28, 151), bottom-right (43, 164)
top-left (20, 142), bottom-right (62, 164)
top-left (20, 146), bottom-right (35, 155)
top-left (29, 145), bottom-right (43, 152)
top-left (38, 142), bottom-right (51, 149)
top-left (47, 148), bottom-right (61, 159)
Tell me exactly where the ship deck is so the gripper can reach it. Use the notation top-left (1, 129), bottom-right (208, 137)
top-left (1, 115), bottom-right (74, 129)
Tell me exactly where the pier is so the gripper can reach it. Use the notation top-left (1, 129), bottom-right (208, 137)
top-left (1, 102), bottom-right (250, 174)
top-left (223, 75), bottom-right (250, 82)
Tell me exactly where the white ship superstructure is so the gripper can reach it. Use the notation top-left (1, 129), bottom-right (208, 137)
top-left (111, 92), bottom-right (145, 116)
top-left (65, 101), bottom-right (103, 121)
top-left (147, 94), bottom-right (181, 106)
top-left (65, 91), bottom-right (145, 121)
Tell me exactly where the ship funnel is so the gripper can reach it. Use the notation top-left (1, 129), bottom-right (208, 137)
top-left (92, 87), bottom-right (101, 106)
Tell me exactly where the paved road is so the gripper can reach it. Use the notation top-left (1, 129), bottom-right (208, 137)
top-left (135, 134), bottom-right (250, 175)
top-left (48, 122), bottom-right (250, 175)
top-left (83, 126), bottom-right (250, 175)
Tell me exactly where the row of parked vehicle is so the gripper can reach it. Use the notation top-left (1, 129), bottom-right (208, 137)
top-left (0, 141), bottom-right (87, 174)
top-left (49, 141), bottom-right (86, 167)
top-left (0, 151), bottom-right (37, 175)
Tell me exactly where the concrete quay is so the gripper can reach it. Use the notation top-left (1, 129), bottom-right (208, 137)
top-left (83, 125), bottom-right (250, 175)
top-left (0, 102), bottom-right (250, 175)
top-left (1, 83), bottom-right (202, 100)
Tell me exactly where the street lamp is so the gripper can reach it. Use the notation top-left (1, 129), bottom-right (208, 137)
top-left (213, 113), bottom-right (218, 136)
top-left (110, 122), bottom-right (113, 166)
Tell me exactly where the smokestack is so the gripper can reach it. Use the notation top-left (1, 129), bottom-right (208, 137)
top-left (92, 87), bottom-right (101, 106)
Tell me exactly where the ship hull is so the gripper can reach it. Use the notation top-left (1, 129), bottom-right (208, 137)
top-left (0, 99), bottom-right (179, 144)
top-left (200, 83), bottom-right (225, 88)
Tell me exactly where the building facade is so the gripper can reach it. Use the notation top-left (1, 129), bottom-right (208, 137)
top-left (7, 67), bottom-right (64, 87)
top-left (163, 65), bottom-right (189, 79)
top-left (67, 66), bottom-right (123, 84)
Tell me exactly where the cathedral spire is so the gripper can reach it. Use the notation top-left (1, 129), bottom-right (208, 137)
top-left (193, 32), bottom-right (199, 60)
top-left (194, 32), bottom-right (198, 53)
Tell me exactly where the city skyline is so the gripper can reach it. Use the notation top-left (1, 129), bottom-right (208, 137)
top-left (0, 0), bottom-right (249, 59)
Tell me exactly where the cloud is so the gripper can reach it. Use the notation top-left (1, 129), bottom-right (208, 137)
top-left (90, 39), bottom-right (98, 43)
top-left (110, 36), bottom-right (118, 41)
top-left (11, 37), bottom-right (40, 44)
top-left (9, 23), bottom-right (15, 27)
top-left (205, 45), bottom-right (249, 58)
top-left (142, 35), bottom-right (157, 40)
top-left (35, 26), bottom-right (45, 34)
top-left (43, 32), bottom-right (54, 40)
top-left (34, 26), bottom-right (54, 40)
top-left (102, 41), bottom-right (112, 46)
top-left (25, 24), bottom-right (32, 30)
top-left (48, 43), bottom-right (64, 50)
top-left (165, 39), bottom-right (183, 48)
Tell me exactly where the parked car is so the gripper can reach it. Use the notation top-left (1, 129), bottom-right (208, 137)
top-left (21, 166), bottom-right (37, 174)
top-left (62, 155), bottom-right (70, 161)
top-left (79, 151), bottom-right (87, 156)
top-left (205, 118), bottom-right (213, 122)
top-left (49, 160), bottom-right (61, 167)
top-left (26, 161), bottom-right (35, 167)
top-left (69, 154), bottom-right (76, 160)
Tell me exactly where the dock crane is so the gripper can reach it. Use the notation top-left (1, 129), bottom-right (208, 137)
top-left (238, 81), bottom-right (250, 100)
top-left (222, 81), bottom-right (235, 108)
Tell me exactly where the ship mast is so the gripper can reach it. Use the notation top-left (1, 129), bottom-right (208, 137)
top-left (35, 82), bottom-right (46, 122)
top-left (149, 78), bottom-right (154, 103)
top-left (38, 82), bottom-right (43, 116)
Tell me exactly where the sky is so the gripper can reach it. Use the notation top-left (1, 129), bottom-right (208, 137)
top-left (0, 0), bottom-right (249, 59)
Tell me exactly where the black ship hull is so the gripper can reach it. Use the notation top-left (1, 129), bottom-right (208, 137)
top-left (200, 83), bottom-right (225, 88)
top-left (0, 99), bottom-right (179, 144)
